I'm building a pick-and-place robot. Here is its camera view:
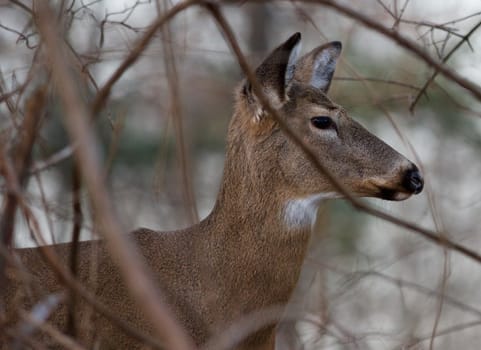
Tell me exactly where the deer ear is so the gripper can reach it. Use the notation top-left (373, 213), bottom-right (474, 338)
top-left (294, 41), bottom-right (341, 93)
top-left (244, 32), bottom-right (301, 118)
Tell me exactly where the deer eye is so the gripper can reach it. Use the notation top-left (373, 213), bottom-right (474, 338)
top-left (311, 116), bottom-right (333, 130)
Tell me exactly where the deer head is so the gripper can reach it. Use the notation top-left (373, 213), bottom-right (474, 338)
top-left (229, 33), bottom-right (423, 227)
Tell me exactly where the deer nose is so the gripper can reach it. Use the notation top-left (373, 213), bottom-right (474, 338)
top-left (402, 165), bottom-right (424, 194)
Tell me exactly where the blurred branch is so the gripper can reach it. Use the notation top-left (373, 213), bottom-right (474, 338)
top-left (9, 0), bottom-right (33, 15)
top-left (17, 311), bottom-right (87, 350)
top-left (334, 267), bottom-right (481, 319)
top-left (67, 165), bottom-right (83, 338)
top-left (0, 5), bottom-right (37, 49)
top-left (374, 0), bottom-right (412, 32)
top-left (392, 0), bottom-right (410, 30)
top-left (0, 46), bottom-right (41, 121)
top-left (64, 40), bottom-right (99, 91)
top-left (103, 111), bottom-right (126, 177)
top-left (0, 23), bottom-right (35, 48)
top-left (406, 320), bottom-right (481, 349)
top-left (35, 3), bottom-right (196, 349)
top-left (396, 9), bottom-right (481, 35)
top-left (376, 0), bottom-right (464, 40)
top-left (335, 76), bottom-right (422, 91)
top-left (98, 0), bottom-right (152, 47)
top-left (158, 0), bottom-right (199, 224)
top-left (204, 304), bottom-right (337, 350)
top-left (0, 78), bottom-right (32, 108)
top-left (11, 292), bottom-right (65, 350)
top-left (429, 250), bottom-right (449, 350)
top-left (435, 82), bottom-right (481, 119)
top-left (32, 172), bottom-right (57, 244)
top-left (203, 304), bottom-right (298, 350)
top-left (0, 87), bottom-right (46, 286)
top-left (28, 146), bottom-right (74, 175)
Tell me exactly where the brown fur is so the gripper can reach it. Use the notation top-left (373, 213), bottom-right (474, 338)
top-left (1, 33), bottom-right (422, 349)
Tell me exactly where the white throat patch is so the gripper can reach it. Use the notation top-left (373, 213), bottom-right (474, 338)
top-left (283, 192), bottom-right (338, 229)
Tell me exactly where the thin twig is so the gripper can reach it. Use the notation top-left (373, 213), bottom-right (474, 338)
top-left (0, 88), bottom-right (46, 295)
top-left (158, 1), bottom-right (199, 224)
top-left (392, 0), bottom-right (410, 30)
top-left (317, 264), bottom-right (481, 320)
top-left (429, 250), bottom-right (449, 350)
top-left (28, 146), bottom-right (74, 175)
top-left (67, 165), bottom-right (83, 338)
top-left (10, 0), bottom-right (33, 15)
top-left (335, 76), bottom-right (421, 91)
top-left (0, 87), bottom-right (45, 248)
top-left (395, 320), bottom-right (481, 349)
top-left (203, 304), bottom-right (310, 350)
top-left (12, 293), bottom-right (65, 350)
top-left (19, 311), bottom-right (88, 350)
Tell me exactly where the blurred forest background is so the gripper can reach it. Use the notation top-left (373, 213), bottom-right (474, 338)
top-left (1, 0), bottom-right (481, 349)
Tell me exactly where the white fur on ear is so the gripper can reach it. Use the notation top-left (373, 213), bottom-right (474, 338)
top-left (285, 40), bottom-right (302, 84)
top-left (311, 42), bottom-right (341, 92)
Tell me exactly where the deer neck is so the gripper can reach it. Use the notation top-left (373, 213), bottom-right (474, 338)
top-left (208, 114), bottom-right (329, 237)
top-left (197, 116), bottom-right (322, 306)
top-left (209, 127), bottom-right (299, 237)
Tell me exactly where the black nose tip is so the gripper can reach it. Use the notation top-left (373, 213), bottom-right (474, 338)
top-left (403, 166), bottom-right (424, 194)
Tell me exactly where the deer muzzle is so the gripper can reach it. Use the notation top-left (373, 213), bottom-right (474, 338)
top-left (375, 164), bottom-right (424, 201)
top-left (402, 165), bottom-right (424, 194)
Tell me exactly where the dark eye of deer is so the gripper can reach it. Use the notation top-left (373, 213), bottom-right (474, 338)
top-left (311, 116), bottom-right (333, 129)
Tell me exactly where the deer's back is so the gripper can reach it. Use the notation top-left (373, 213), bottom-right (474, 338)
top-left (2, 229), bottom-right (213, 349)
top-left (4, 217), bottom-right (308, 349)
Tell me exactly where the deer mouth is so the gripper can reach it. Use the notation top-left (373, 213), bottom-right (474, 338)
top-left (375, 165), bottom-right (424, 201)
top-left (377, 187), bottom-right (414, 201)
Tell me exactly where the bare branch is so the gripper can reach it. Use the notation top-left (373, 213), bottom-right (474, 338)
top-left (18, 311), bottom-right (88, 350)
top-left (66, 165), bottom-right (82, 338)
top-left (335, 76), bottom-right (422, 91)
top-left (28, 146), bottom-right (74, 175)
top-left (157, 1), bottom-right (199, 224)
top-left (0, 87), bottom-right (46, 282)
top-left (11, 293), bottom-right (65, 350)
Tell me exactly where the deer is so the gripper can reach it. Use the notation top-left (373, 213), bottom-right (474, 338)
top-left (2, 32), bottom-right (424, 350)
